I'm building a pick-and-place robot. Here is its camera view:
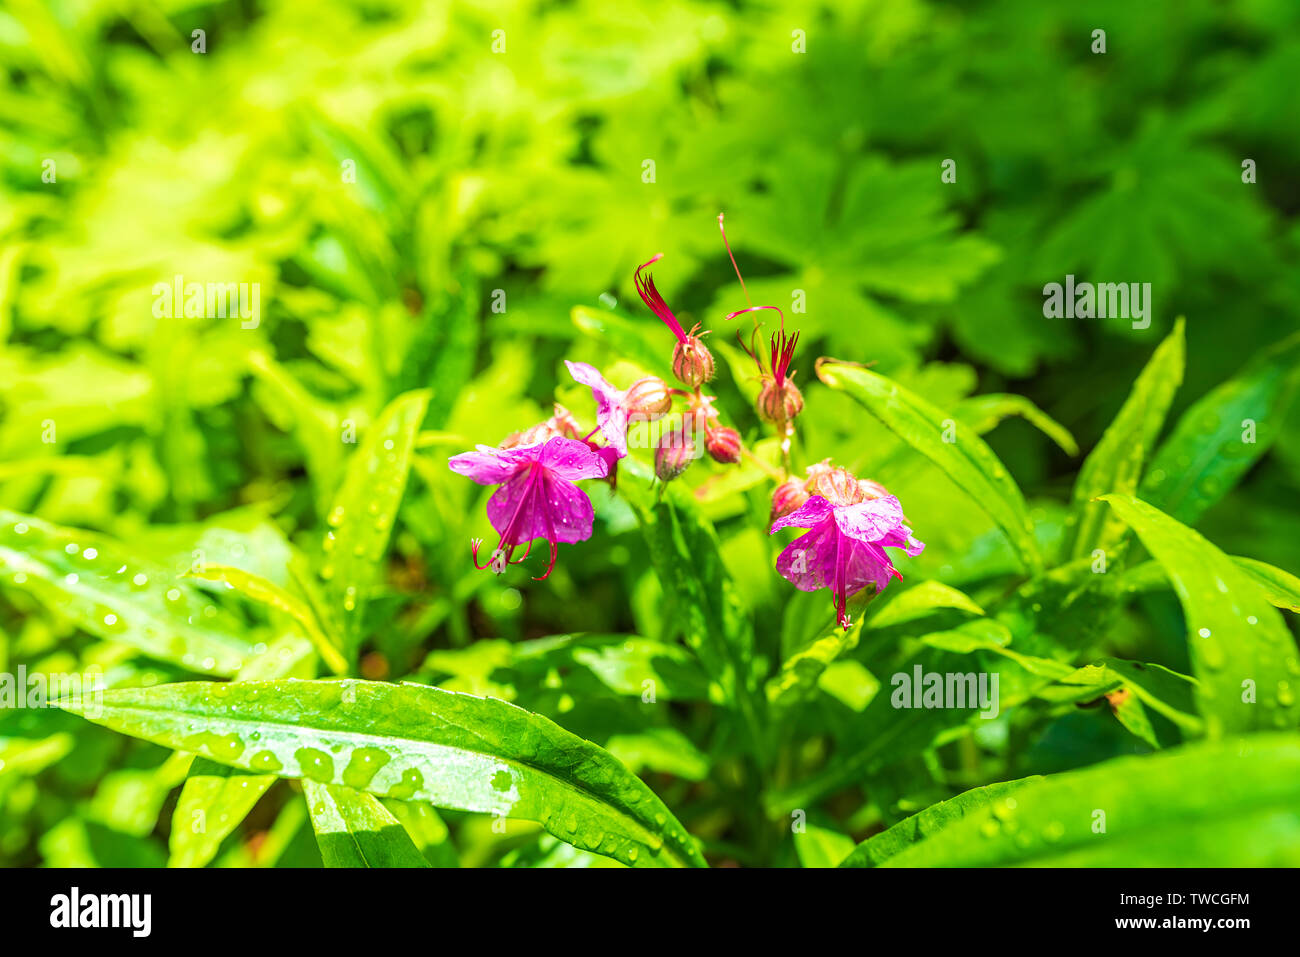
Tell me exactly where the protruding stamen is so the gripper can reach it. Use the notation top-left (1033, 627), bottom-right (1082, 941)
top-left (532, 541), bottom-right (559, 581)
top-left (508, 540), bottom-right (533, 564)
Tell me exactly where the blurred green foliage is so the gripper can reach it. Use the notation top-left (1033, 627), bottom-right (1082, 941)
top-left (2, 0), bottom-right (1300, 868)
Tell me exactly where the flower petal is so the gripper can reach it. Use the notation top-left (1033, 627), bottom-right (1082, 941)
top-left (537, 436), bottom-right (609, 481)
top-left (833, 495), bottom-right (906, 542)
top-left (769, 494), bottom-right (835, 533)
top-left (485, 469), bottom-right (595, 545)
top-left (448, 444), bottom-right (526, 485)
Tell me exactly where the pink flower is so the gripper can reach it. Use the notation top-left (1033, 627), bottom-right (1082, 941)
top-left (448, 436), bottom-right (609, 580)
top-left (770, 494), bottom-right (924, 629)
top-left (565, 361), bottom-right (631, 457)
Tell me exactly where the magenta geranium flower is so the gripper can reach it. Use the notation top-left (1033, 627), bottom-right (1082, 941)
top-left (448, 436), bottom-right (609, 580)
top-left (770, 493), bottom-right (924, 629)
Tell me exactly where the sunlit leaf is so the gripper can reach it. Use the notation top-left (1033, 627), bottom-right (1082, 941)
top-left (0, 510), bottom-right (251, 675)
top-left (304, 780), bottom-right (429, 868)
top-left (58, 679), bottom-right (706, 868)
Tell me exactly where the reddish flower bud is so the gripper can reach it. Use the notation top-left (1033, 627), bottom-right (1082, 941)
top-left (672, 335), bottom-right (715, 388)
top-left (623, 376), bottom-right (673, 419)
top-left (756, 377), bottom-right (804, 424)
top-left (770, 478), bottom-right (809, 522)
top-left (654, 426), bottom-right (695, 482)
top-left (805, 464), bottom-right (863, 506)
top-left (705, 425), bottom-right (742, 464)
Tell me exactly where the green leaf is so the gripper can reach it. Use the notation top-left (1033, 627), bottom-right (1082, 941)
top-left (304, 780), bottom-right (429, 868)
top-left (0, 510), bottom-right (250, 675)
top-left (168, 758), bottom-right (273, 869)
top-left (955, 393), bottom-right (1078, 456)
top-left (632, 491), bottom-right (764, 758)
top-left (1101, 494), bottom-right (1300, 735)
top-left (794, 824), bottom-right (856, 868)
top-left (1233, 556), bottom-right (1300, 613)
top-left (865, 734), bottom-right (1300, 866)
top-left (187, 563), bottom-right (346, 675)
top-left (841, 778), bottom-right (1039, 867)
top-left (866, 580), bottom-right (985, 628)
top-left (1036, 658), bottom-right (1202, 735)
top-left (571, 305), bottom-right (671, 376)
top-left (818, 362), bottom-right (1041, 573)
top-left (58, 679), bottom-right (706, 868)
top-left (321, 389), bottom-right (430, 647)
top-left (1068, 319), bottom-right (1184, 559)
top-left (766, 618), bottom-right (863, 710)
top-left (1140, 331), bottom-right (1300, 524)
top-left (1123, 556), bottom-right (1300, 613)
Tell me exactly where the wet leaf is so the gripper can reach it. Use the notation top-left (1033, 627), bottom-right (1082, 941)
top-left (304, 780), bottom-right (429, 868)
top-left (58, 678), bottom-right (706, 868)
top-left (841, 777), bottom-right (1038, 867)
top-left (1141, 331), bottom-right (1300, 524)
top-left (321, 389), bottom-right (430, 648)
top-left (1101, 494), bottom-right (1300, 735)
top-left (168, 758), bottom-right (273, 869)
top-left (0, 510), bottom-right (251, 675)
top-left (862, 734), bottom-right (1300, 866)
top-left (187, 563), bottom-right (346, 675)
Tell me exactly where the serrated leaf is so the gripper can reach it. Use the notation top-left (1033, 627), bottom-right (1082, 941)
top-left (58, 679), bottom-right (706, 868)
top-left (866, 734), bottom-right (1300, 866)
top-left (1068, 319), bottom-right (1184, 559)
top-left (304, 780), bottom-right (429, 868)
top-left (1101, 494), bottom-right (1300, 735)
top-left (0, 510), bottom-right (250, 675)
top-left (818, 362), bottom-right (1041, 574)
top-left (1140, 331), bottom-right (1300, 524)
top-left (168, 758), bottom-right (273, 869)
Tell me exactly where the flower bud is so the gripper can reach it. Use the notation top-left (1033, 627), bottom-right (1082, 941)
top-left (654, 427), bottom-right (695, 482)
top-left (623, 376), bottom-right (673, 419)
top-left (757, 377), bottom-right (804, 424)
top-left (770, 478), bottom-right (809, 522)
top-left (672, 335), bottom-right (715, 388)
top-left (806, 464), bottom-right (863, 506)
top-left (549, 404), bottom-right (583, 440)
top-left (705, 425), bottom-right (742, 464)
top-left (857, 478), bottom-right (890, 500)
